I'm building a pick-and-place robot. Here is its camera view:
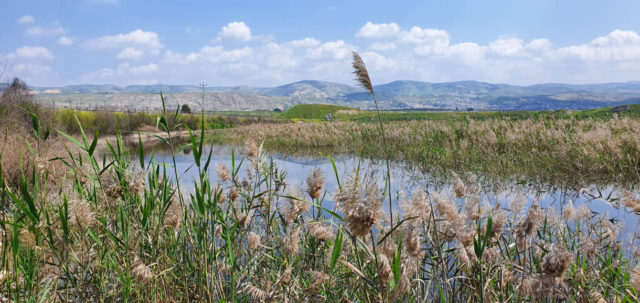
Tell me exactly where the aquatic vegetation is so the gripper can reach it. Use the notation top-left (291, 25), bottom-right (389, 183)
top-left (216, 115), bottom-right (640, 186)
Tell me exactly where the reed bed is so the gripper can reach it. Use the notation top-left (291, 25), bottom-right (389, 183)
top-left (1, 105), bottom-right (640, 302)
top-left (215, 116), bottom-right (640, 187)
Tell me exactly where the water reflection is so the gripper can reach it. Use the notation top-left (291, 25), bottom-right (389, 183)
top-left (145, 144), bottom-right (638, 236)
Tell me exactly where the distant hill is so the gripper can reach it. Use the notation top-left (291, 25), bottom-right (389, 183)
top-left (262, 80), bottom-right (361, 100)
top-left (15, 79), bottom-right (640, 111)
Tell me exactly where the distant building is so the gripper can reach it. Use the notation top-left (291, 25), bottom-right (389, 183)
top-left (273, 107), bottom-right (283, 112)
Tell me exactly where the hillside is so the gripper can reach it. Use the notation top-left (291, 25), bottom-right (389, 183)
top-left (14, 79), bottom-right (640, 111)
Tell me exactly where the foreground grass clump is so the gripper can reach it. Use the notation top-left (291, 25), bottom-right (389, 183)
top-left (217, 116), bottom-right (640, 186)
top-left (1, 108), bottom-right (640, 302)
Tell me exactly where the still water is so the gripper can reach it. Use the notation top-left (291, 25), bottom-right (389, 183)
top-left (146, 144), bottom-right (639, 236)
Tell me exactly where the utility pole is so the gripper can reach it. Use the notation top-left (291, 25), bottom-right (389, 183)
top-left (200, 81), bottom-right (206, 113)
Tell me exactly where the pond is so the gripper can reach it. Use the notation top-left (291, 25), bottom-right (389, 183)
top-left (146, 143), bottom-right (639, 237)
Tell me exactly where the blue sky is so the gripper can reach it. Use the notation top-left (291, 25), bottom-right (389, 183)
top-left (3, 0), bottom-right (640, 87)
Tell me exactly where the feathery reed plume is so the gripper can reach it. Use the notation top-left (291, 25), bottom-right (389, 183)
top-left (433, 192), bottom-right (463, 224)
top-left (283, 227), bottom-right (300, 256)
top-left (489, 204), bottom-right (507, 240)
top-left (395, 267), bottom-right (410, 296)
top-left (351, 51), bottom-right (394, 224)
top-left (541, 247), bottom-right (573, 279)
top-left (335, 176), bottom-right (383, 237)
top-left (621, 190), bottom-right (640, 212)
top-left (68, 197), bottom-right (97, 227)
top-left (308, 221), bottom-right (334, 241)
top-left (308, 270), bottom-right (333, 290)
top-left (351, 52), bottom-right (373, 94)
top-left (516, 200), bottom-right (542, 240)
top-left (131, 256), bottom-right (153, 282)
top-left (130, 172), bottom-right (145, 197)
top-left (228, 186), bottom-right (239, 201)
top-left (562, 200), bottom-right (576, 221)
top-left (401, 189), bottom-right (431, 223)
top-left (247, 231), bottom-right (261, 251)
top-left (378, 254), bottom-right (393, 283)
top-left (453, 173), bottom-right (466, 198)
top-left (215, 163), bottom-right (230, 182)
top-left (403, 225), bottom-right (422, 258)
top-left (590, 290), bottom-right (607, 303)
top-left (237, 209), bottom-right (254, 229)
top-left (305, 167), bottom-right (324, 200)
top-left (630, 264), bottom-right (640, 292)
top-left (282, 186), bottom-right (308, 224)
top-left (244, 283), bottom-right (268, 301)
top-left (245, 140), bottom-right (258, 158)
top-left (577, 204), bottom-right (592, 221)
top-left (164, 198), bottom-right (182, 231)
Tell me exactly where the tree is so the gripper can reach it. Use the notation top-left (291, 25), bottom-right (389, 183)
top-left (181, 104), bottom-right (192, 114)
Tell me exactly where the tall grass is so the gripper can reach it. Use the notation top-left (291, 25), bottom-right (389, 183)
top-left (216, 117), bottom-right (640, 186)
top-left (0, 102), bottom-right (639, 302)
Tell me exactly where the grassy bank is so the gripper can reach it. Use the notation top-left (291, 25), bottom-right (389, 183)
top-left (213, 116), bottom-right (640, 186)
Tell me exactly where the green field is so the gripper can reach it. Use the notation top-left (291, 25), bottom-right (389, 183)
top-left (269, 103), bottom-right (640, 122)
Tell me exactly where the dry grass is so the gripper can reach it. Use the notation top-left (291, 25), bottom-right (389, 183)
top-left (216, 116), bottom-right (640, 185)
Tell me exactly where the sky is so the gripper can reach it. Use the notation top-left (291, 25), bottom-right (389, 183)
top-left (3, 0), bottom-right (640, 87)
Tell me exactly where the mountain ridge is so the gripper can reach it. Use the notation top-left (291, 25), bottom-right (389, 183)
top-left (6, 79), bottom-right (640, 111)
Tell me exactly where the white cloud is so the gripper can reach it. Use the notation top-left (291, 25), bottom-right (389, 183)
top-left (18, 15), bottom-right (35, 25)
top-left (287, 37), bottom-right (321, 48)
top-left (83, 29), bottom-right (163, 51)
top-left (129, 63), bottom-right (158, 74)
top-left (360, 51), bottom-right (398, 71)
top-left (356, 22), bottom-right (400, 38)
top-left (26, 26), bottom-right (66, 37)
top-left (525, 39), bottom-right (552, 52)
top-left (9, 46), bottom-right (54, 60)
top-left (307, 40), bottom-right (355, 60)
top-left (488, 38), bottom-right (524, 56)
top-left (64, 25), bottom-right (640, 87)
top-left (556, 30), bottom-right (640, 61)
top-left (399, 27), bottom-right (449, 45)
top-left (13, 63), bottom-right (51, 73)
top-left (218, 21), bottom-right (251, 42)
top-left (57, 36), bottom-right (73, 46)
top-left (447, 42), bottom-right (485, 64)
top-left (369, 42), bottom-right (397, 51)
top-left (167, 46), bottom-right (254, 64)
top-left (117, 47), bottom-right (144, 60)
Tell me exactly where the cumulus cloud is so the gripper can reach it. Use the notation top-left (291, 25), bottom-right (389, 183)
top-left (117, 48), bottom-right (144, 60)
top-left (129, 63), bottom-right (158, 74)
top-left (218, 21), bottom-right (251, 42)
top-left (83, 29), bottom-right (163, 51)
top-left (356, 22), bottom-right (400, 38)
top-left (26, 25), bottom-right (66, 37)
top-left (488, 38), bottom-right (524, 56)
top-left (556, 29), bottom-right (640, 61)
top-left (287, 37), bottom-right (321, 48)
top-left (307, 40), bottom-right (355, 60)
top-left (18, 15), bottom-right (35, 25)
top-left (9, 46), bottom-right (54, 60)
top-left (369, 42), bottom-right (397, 51)
top-left (57, 36), bottom-right (73, 46)
top-left (63, 21), bottom-right (640, 87)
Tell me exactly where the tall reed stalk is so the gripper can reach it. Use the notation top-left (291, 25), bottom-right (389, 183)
top-left (351, 51), bottom-right (394, 224)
